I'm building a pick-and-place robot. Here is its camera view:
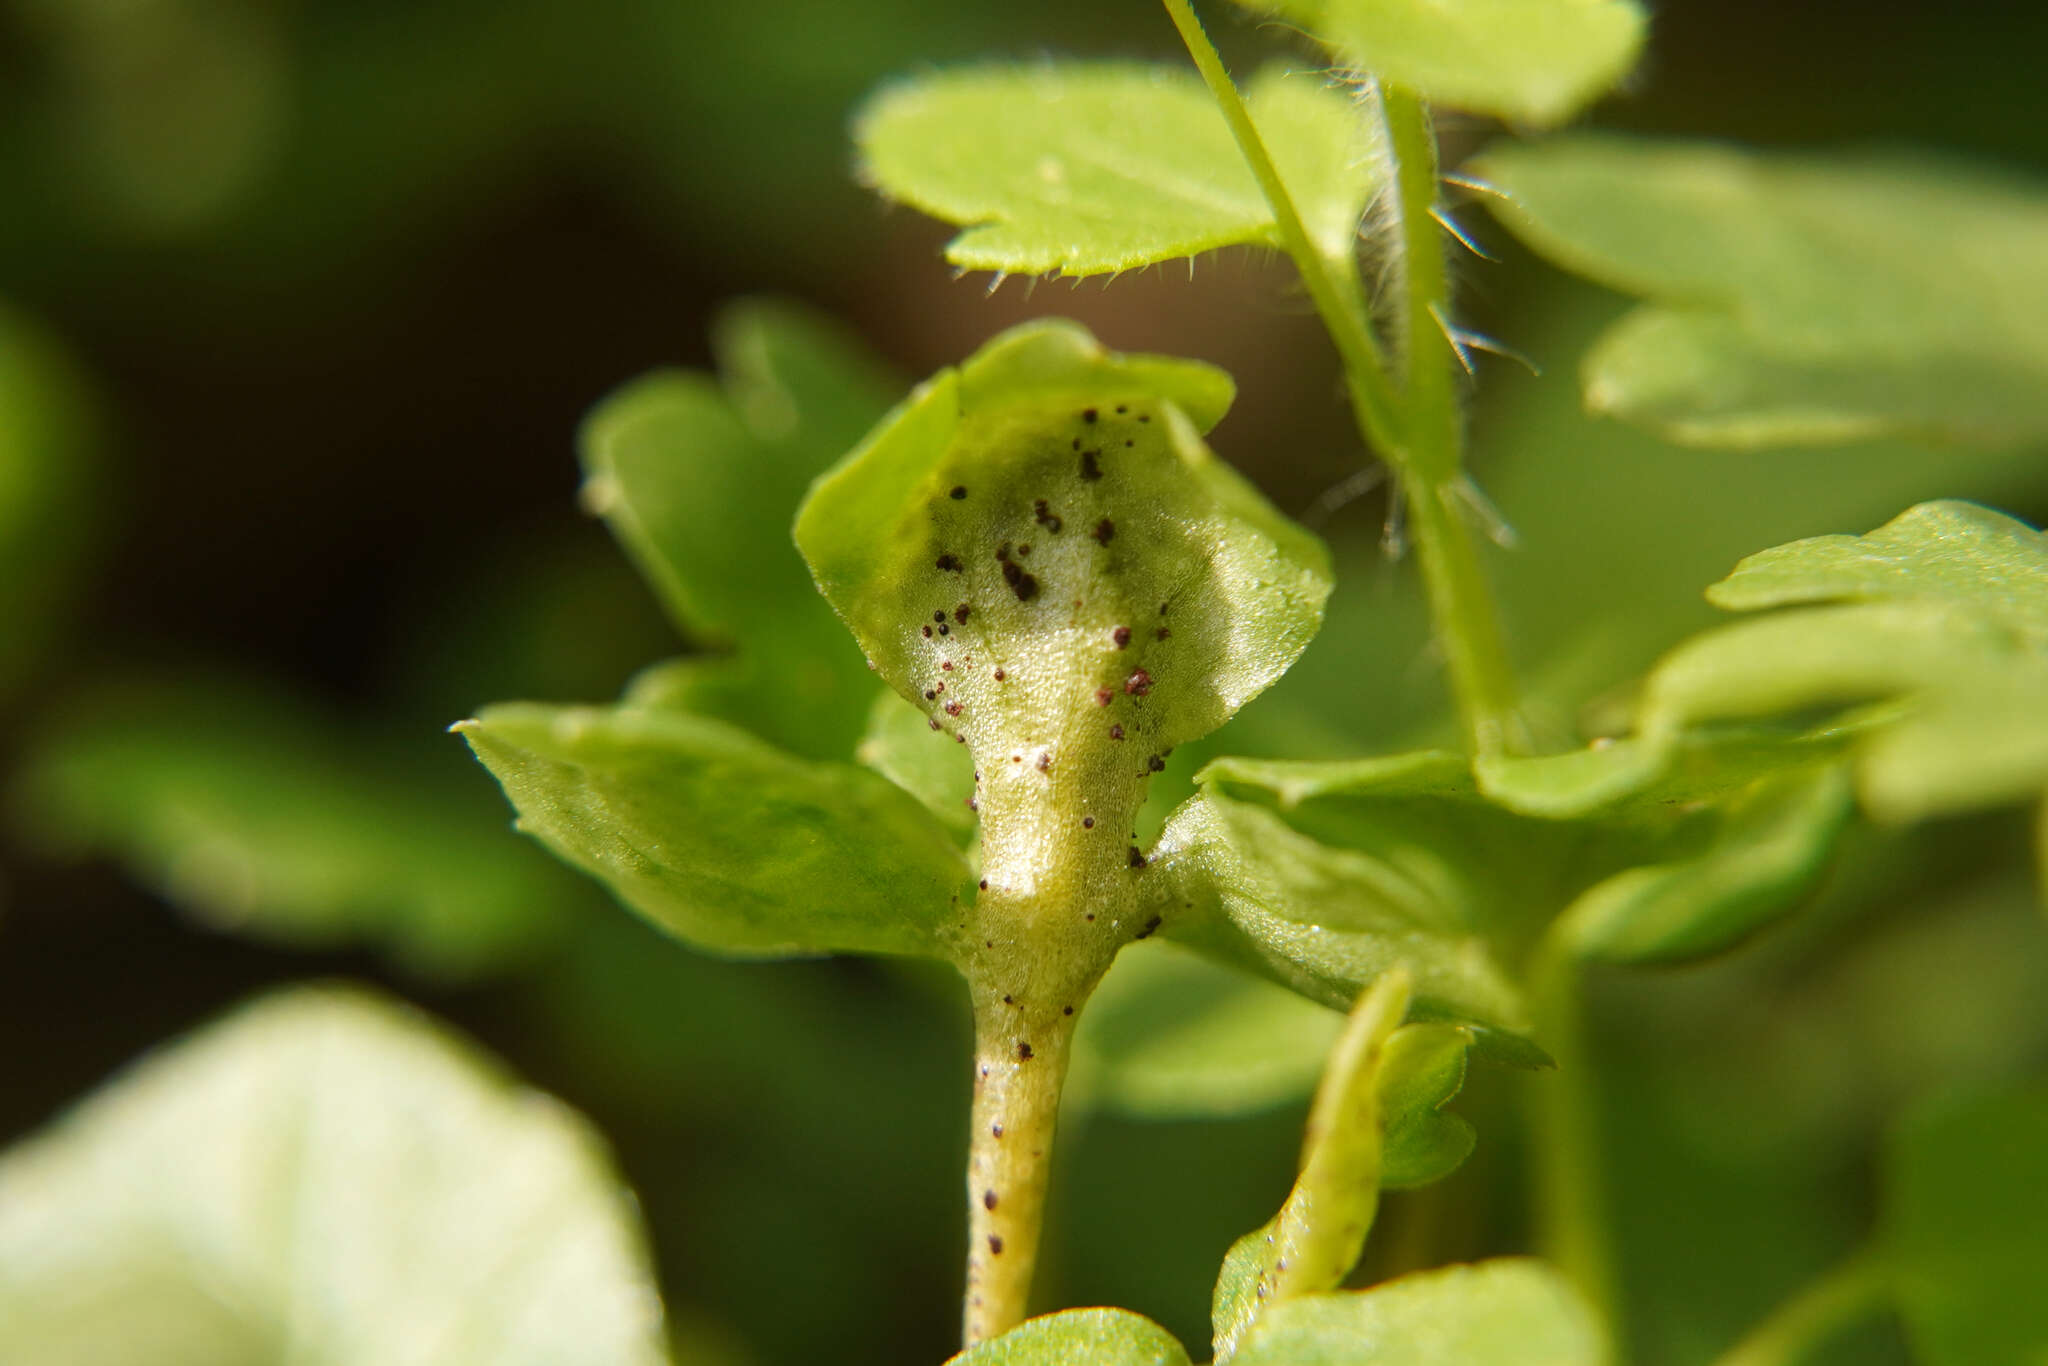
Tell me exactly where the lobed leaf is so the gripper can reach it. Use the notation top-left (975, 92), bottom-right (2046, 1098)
top-left (1229, 1259), bottom-right (1603, 1365)
top-left (947, 1307), bottom-right (1193, 1366)
top-left (1884, 1085), bottom-right (2048, 1366)
top-left (1480, 137), bottom-right (2048, 447)
top-left (456, 701), bottom-right (969, 961)
top-left (1239, 0), bottom-right (1646, 127)
top-left (856, 64), bottom-right (1379, 276)
top-left (1377, 1023), bottom-right (1480, 1188)
top-left (0, 987), bottom-right (670, 1366)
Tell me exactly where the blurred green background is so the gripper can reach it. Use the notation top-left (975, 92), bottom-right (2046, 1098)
top-left (1, 1), bottom-right (2044, 1363)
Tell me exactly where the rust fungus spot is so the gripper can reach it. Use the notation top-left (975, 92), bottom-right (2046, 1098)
top-left (1085, 913), bottom-right (1096, 922)
top-left (950, 485), bottom-right (968, 500)
top-left (978, 878), bottom-right (988, 890)
top-left (1125, 438), bottom-right (1135, 447)
top-left (1080, 451), bottom-right (1102, 480)
top-left (937, 553), bottom-right (963, 572)
top-left (992, 667), bottom-right (1006, 680)
top-left (1125, 669), bottom-right (1153, 696)
top-left (1135, 914), bottom-right (1162, 938)
top-left (1036, 752), bottom-right (1051, 772)
top-left (921, 625), bottom-right (932, 638)
top-left (992, 1123), bottom-right (1004, 1137)
top-left (1110, 724), bottom-right (1125, 740)
top-left (1003, 995), bottom-right (1013, 1004)
top-left (1128, 846), bottom-right (1149, 868)
top-left (942, 660), bottom-right (954, 671)
top-left (1159, 601), bottom-right (1170, 615)
top-left (938, 624), bottom-right (949, 636)
top-left (1017, 1042), bottom-right (1034, 1060)
top-left (934, 611), bottom-right (946, 623)
top-left (1138, 413), bottom-right (1151, 422)
top-left (983, 1190), bottom-right (999, 1211)
top-left (924, 689), bottom-right (936, 700)
top-left (928, 719), bottom-right (942, 732)
top-left (1033, 499), bottom-right (1062, 532)
top-left (1093, 518), bottom-right (1115, 544)
top-left (989, 1235), bottom-right (1005, 1255)
top-left (1112, 625), bottom-right (1132, 648)
top-left (955, 603), bottom-right (971, 624)
top-left (1148, 754), bottom-right (1166, 773)
top-left (1064, 1005), bottom-right (1075, 1015)
top-left (1082, 816), bottom-right (1095, 829)
top-left (1115, 405), bottom-right (1128, 414)
top-left (1082, 408), bottom-right (1098, 423)
top-left (945, 702), bottom-right (963, 716)
top-left (1156, 627), bottom-right (1172, 641)
top-left (1093, 687), bottom-right (1113, 707)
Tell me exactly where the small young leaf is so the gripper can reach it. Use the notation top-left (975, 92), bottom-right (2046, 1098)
top-left (1377, 1023), bottom-right (1479, 1188)
top-left (948, 1307), bottom-right (1193, 1366)
top-left (10, 677), bottom-right (576, 979)
top-left (855, 686), bottom-right (980, 838)
top-left (1239, 0), bottom-right (1646, 127)
top-left (1211, 971), bottom-right (1411, 1361)
top-left (0, 987), bottom-right (670, 1366)
top-left (1480, 137), bottom-right (2048, 447)
top-left (1884, 1085), bottom-right (2048, 1366)
top-left (856, 64), bottom-right (1379, 276)
top-left (457, 702), bottom-right (969, 960)
top-left (1072, 938), bottom-right (1343, 1119)
top-left (1557, 765), bottom-right (1853, 963)
top-left (1229, 1259), bottom-right (1603, 1365)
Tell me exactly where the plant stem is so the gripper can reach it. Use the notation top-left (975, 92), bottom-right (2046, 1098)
top-left (961, 983), bottom-right (1082, 1343)
top-left (1527, 930), bottom-right (1621, 1346)
top-left (1708, 1253), bottom-right (1892, 1366)
top-left (1159, 0), bottom-right (1520, 756)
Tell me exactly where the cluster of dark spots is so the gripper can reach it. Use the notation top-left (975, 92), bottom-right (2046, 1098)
top-left (1129, 847), bottom-right (1149, 869)
top-left (992, 667), bottom-right (1006, 681)
top-left (1125, 669), bottom-right (1153, 696)
top-left (983, 1190), bottom-right (1000, 1211)
top-left (1035, 752), bottom-right (1052, 772)
top-left (1112, 625), bottom-right (1132, 648)
top-left (1134, 913), bottom-right (1162, 939)
top-left (1017, 1042), bottom-right (1034, 1060)
top-left (946, 702), bottom-right (963, 717)
top-left (1033, 499), bottom-right (1063, 532)
top-left (937, 553), bottom-right (963, 572)
top-left (1092, 518), bottom-right (1115, 544)
top-left (1147, 754), bottom-right (1166, 773)
top-left (1093, 688), bottom-right (1113, 707)
top-left (1156, 627), bottom-right (1172, 641)
top-left (1082, 408), bottom-right (1098, 423)
top-left (955, 603), bottom-right (972, 624)
top-left (1110, 724), bottom-right (1125, 740)
top-left (988, 1235), bottom-right (1004, 1255)
top-left (1082, 816), bottom-right (1095, 829)
top-left (995, 543), bottom-right (1040, 601)
top-left (950, 485), bottom-right (968, 500)
top-left (1080, 450), bottom-right (1102, 480)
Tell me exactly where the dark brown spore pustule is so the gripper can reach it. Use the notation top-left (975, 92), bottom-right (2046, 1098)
top-left (937, 553), bottom-right (962, 572)
top-left (921, 625), bottom-right (932, 638)
top-left (950, 485), bottom-right (968, 500)
top-left (1082, 816), bottom-right (1095, 828)
top-left (1125, 669), bottom-right (1153, 696)
top-left (1080, 451), bottom-right (1102, 480)
top-left (989, 1235), bottom-right (1005, 1255)
top-left (945, 702), bottom-right (963, 717)
top-left (1147, 754), bottom-right (1166, 772)
top-left (1135, 913), bottom-right (1162, 938)
top-left (1082, 408), bottom-right (1098, 423)
top-left (1092, 518), bottom-right (1115, 545)
top-left (1129, 847), bottom-right (1149, 869)
top-left (1035, 752), bottom-right (1051, 772)
top-left (1112, 625), bottom-right (1131, 648)
top-left (1034, 499), bottom-right (1063, 533)
top-left (1110, 724), bottom-right (1125, 740)
top-left (993, 668), bottom-right (1006, 681)
top-left (1093, 688), bottom-right (1113, 707)
top-left (1017, 1042), bottom-right (1034, 1061)
top-left (984, 1190), bottom-right (999, 1211)
top-left (1156, 627), bottom-right (1172, 641)
top-left (955, 603), bottom-right (972, 624)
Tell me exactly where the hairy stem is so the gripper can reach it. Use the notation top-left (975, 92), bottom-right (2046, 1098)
top-left (1709, 1253), bottom-right (1891, 1366)
top-left (961, 983), bottom-right (1083, 1343)
top-left (1378, 86), bottom-right (1520, 757)
top-left (1160, 0), bottom-right (1520, 755)
top-left (1527, 933), bottom-right (1620, 1346)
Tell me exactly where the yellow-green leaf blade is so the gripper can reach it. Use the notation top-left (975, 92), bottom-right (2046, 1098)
top-left (948, 1307), bottom-right (1193, 1366)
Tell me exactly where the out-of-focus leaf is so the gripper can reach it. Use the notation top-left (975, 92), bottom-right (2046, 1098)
top-left (855, 687), bottom-right (979, 839)
top-left (1558, 766), bottom-right (1854, 964)
top-left (1210, 971), bottom-right (1409, 1361)
top-left (1480, 137), bottom-right (2048, 447)
top-left (1152, 788), bottom-right (1528, 1033)
top-left (457, 701), bottom-right (968, 960)
top-left (797, 317), bottom-right (1327, 907)
top-left (1072, 939), bottom-right (1342, 1118)
top-left (1638, 503), bottom-right (2048, 831)
top-left (1377, 1023), bottom-right (1478, 1188)
top-left (948, 1307), bottom-right (1193, 1366)
top-left (579, 298), bottom-right (894, 758)
top-left (1239, 0), bottom-right (1645, 127)
top-left (0, 987), bottom-right (670, 1366)
top-left (857, 65), bottom-right (1378, 276)
top-left (1229, 1259), bottom-right (1603, 1365)
top-left (0, 304), bottom-right (102, 698)
top-left (1884, 1085), bottom-right (2048, 1366)
top-left (11, 679), bottom-right (575, 979)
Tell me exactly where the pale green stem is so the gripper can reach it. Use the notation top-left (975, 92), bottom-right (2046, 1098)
top-left (1708, 1253), bottom-right (1892, 1366)
top-left (1159, 0), bottom-right (1520, 756)
top-left (1527, 929), bottom-right (1621, 1347)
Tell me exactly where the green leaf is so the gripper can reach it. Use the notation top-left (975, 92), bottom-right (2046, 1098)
top-left (1229, 1259), bottom-right (1603, 1365)
top-left (1378, 1023), bottom-right (1479, 1188)
top-left (1240, 0), bottom-right (1645, 127)
top-left (456, 701), bottom-right (969, 960)
top-left (1639, 503), bottom-right (2048, 826)
top-left (1557, 766), bottom-right (1853, 963)
top-left (855, 686), bottom-right (980, 839)
top-left (0, 987), bottom-right (670, 1366)
top-left (948, 1307), bottom-right (1193, 1366)
top-left (1479, 137), bottom-right (2048, 447)
top-left (1072, 938), bottom-right (1343, 1119)
top-left (1884, 1085), bottom-right (2048, 1366)
top-left (579, 298), bottom-right (893, 758)
top-left (10, 677), bottom-right (575, 979)
top-left (1211, 971), bottom-right (1410, 1361)
top-left (856, 64), bottom-right (1379, 276)
top-left (1152, 787), bottom-right (1528, 1032)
